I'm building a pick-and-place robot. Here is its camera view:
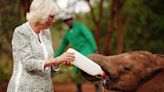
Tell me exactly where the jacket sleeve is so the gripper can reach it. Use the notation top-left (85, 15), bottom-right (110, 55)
top-left (12, 28), bottom-right (45, 72)
top-left (55, 32), bottom-right (69, 57)
top-left (80, 23), bottom-right (97, 51)
top-left (46, 29), bottom-right (60, 71)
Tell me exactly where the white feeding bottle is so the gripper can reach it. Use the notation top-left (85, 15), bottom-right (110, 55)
top-left (67, 48), bottom-right (106, 77)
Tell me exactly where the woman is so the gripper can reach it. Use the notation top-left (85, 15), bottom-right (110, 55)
top-left (7, 0), bottom-right (74, 92)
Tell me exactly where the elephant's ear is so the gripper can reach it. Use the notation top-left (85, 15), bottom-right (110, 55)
top-left (140, 67), bottom-right (162, 81)
top-left (155, 54), bottom-right (164, 69)
top-left (140, 54), bottom-right (164, 80)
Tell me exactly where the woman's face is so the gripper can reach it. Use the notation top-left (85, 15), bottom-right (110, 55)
top-left (39, 15), bottom-right (55, 29)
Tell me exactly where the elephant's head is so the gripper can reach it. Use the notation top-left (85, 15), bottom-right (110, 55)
top-left (83, 51), bottom-right (164, 91)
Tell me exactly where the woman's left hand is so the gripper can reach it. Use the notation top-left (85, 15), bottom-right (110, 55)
top-left (55, 52), bottom-right (75, 65)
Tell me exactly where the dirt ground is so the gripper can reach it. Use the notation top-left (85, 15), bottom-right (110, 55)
top-left (0, 81), bottom-right (110, 92)
top-left (54, 82), bottom-right (110, 92)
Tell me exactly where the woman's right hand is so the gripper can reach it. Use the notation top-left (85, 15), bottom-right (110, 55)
top-left (55, 52), bottom-right (75, 65)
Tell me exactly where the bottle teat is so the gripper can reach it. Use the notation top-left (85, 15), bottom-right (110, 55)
top-left (101, 71), bottom-right (106, 78)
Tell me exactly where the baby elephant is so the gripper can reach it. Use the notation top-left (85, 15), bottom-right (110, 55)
top-left (82, 51), bottom-right (164, 92)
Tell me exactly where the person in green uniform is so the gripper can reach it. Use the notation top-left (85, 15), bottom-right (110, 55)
top-left (55, 15), bottom-right (101, 92)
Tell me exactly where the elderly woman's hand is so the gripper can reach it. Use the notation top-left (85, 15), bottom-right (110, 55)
top-left (56, 52), bottom-right (75, 65)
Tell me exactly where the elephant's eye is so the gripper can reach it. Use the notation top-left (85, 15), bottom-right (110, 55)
top-left (123, 65), bottom-right (131, 71)
top-left (124, 67), bottom-right (131, 71)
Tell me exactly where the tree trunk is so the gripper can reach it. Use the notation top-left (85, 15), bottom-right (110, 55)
top-left (104, 0), bottom-right (126, 54)
top-left (94, 24), bottom-right (101, 49)
top-left (115, 0), bottom-right (125, 54)
top-left (86, 0), bottom-right (104, 51)
top-left (21, 0), bottom-right (30, 18)
top-left (116, 24), bottom-right (124, 54)
top-left (104, 0), bottom-right (115, 55)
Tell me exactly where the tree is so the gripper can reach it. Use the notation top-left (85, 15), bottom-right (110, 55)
top-left (86, 0), bottom-right (129, 55)
top-left (0, 0), bottom-right (25, 57)
top-left (85, 0), bottom-right (164, 54)
top-left (104, 0), bottom-right (128, 54)
top-left (21, 0), bottom-right (31, 17)
top-left (85, 0), bottom-right (104, 49)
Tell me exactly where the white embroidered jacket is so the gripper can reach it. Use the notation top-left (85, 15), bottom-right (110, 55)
top-left (7, 23), bottom-right (57, 92)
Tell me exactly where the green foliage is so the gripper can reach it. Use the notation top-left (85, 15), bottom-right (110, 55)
top-left (124, 0), bottom-right (164, 54)
top-left (0, 0), bottom-right (25, 56)
top-left (0, 58), bottom-right (12, 82)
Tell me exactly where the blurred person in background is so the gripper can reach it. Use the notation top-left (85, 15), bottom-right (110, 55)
top-left (7, 0), bottom-right (75, 92)
top-left (55, 15), bottom-right (101, 92)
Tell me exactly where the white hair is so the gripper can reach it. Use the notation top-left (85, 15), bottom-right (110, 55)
top-left (26, 0), bottom-right (59, 23)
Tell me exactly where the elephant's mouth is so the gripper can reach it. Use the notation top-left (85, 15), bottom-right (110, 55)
top-left (103, 75), bottom-right (122, 91)
top-left (102, 70), bottom-right (119, 90)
